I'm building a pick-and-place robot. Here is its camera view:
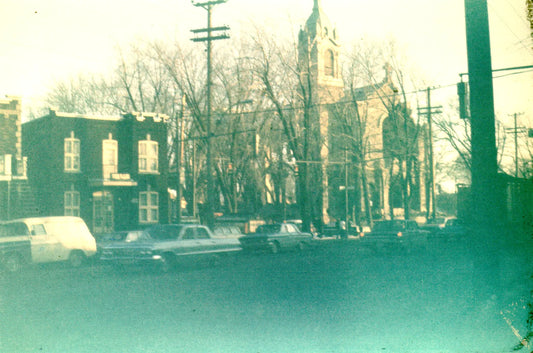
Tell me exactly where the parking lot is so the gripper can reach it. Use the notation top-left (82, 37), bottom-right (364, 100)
top-left (0, 240), bottom-right (530, 353)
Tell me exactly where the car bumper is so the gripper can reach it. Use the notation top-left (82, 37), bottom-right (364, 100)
top-left (100, 252), bottom-right (163, 264)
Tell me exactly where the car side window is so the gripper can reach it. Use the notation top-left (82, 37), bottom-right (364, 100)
top-left (31, 224), bottom-right (46, 235)
top-left (196, 228), bottom-right (210, 239)
top-left (4, 222), bottom-right (31, 236)
top-left (182, 228), bottom-right (195, 240)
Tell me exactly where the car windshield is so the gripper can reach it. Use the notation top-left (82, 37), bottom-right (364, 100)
top-left (145, 225), bottom-right (184, 240)
top-left (125, 231), bottom-right (149, 242)
top-left (255, 224), bottom-right (281, 234)
top-left (100, 232), bottom-right (128, 242)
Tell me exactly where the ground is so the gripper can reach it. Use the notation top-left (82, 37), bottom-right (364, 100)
top-left (0, 239), bottom-right (531, 353)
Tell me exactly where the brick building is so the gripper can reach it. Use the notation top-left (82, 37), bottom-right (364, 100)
top-left (22, 110), bottom-right (170, 233)
top-left (0, 96), bottom-right (35, 220)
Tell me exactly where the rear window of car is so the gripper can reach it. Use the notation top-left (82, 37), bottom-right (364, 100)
top-left (0, 222), bottom-right (31, 237)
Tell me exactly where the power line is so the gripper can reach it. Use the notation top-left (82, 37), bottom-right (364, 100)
top-left (198, 66), bottom-right (532, 118)
top-left (488, 0), bottom-right (533, 56)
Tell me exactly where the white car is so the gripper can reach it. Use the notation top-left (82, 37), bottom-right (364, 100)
top-left (0, 216), bottom-right (97, 270)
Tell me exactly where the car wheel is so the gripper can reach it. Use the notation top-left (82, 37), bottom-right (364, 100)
top-left (4, 254), bottom-right (22, 272)
top-left (159, 254), bottom-right (176, 273)
top-left (297, 241), bottom-right (307, 252)
top-left (69, 251), bottom-right (85, 268)
top-left (269, 241), bottom-right (280, 254)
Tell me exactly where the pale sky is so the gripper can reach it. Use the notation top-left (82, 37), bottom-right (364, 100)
top-left (0, 0), bottom-right (532, 130)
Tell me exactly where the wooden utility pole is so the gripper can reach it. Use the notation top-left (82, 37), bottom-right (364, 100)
top-left (505, 112), bottom-right (526, 178)
top-left (175, 95), bottom-right (186, 224)
top-left (191, 0), bottom-right (229, 228)
top-left (417, 88), bottom-right (442, 221)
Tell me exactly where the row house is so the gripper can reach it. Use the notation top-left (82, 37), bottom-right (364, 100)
top-left (0, 96), bottom-right (34, 220)
top-left (22, 109), bottom-right (170, 234)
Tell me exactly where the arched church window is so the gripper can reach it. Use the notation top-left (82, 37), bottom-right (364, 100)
top-left (324, 49), bottom-right (335, 77)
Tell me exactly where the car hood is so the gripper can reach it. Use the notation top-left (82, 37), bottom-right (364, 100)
top-left (100, 241), bottom-right (154, 250)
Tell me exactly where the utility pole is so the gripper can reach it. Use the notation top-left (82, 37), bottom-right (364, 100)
top-left (464, 0), bottom-right (500, 229)
top-left (506, 112), bottom-right (525, 178)
top-left (344, 150), bottom-right (349, 239)
top-left (417, 87), bottom-right (441, 221)
top-left (175, 95), bottom-right (186, 224)
top-left (464, 0), bottom-right (502, 304)
top-left (191, 0), bottom-right (229, 229)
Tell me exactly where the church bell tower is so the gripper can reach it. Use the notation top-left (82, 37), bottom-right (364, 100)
top-left (298, 0), bottom-right (344, 225)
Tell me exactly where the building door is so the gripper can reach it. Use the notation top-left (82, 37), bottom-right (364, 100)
top-left (93, 191), bottom-right (114, 234)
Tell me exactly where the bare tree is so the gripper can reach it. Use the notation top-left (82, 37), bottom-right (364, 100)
top-left (434, 100), bottom-right (510, 184)
top-left (346, 38), bottom-right (425, 220)
top-left (244, 25), bottom-right (323, 230)
top-left (528, 0), bottom-right (533, 50)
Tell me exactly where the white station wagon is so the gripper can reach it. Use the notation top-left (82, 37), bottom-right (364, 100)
top-left (0, 216), bottom-right (97, 271)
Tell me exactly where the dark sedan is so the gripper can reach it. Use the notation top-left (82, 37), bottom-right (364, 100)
top-left (99, 224), bottom-right (241, 271)
top-left (360, 220), bottom-right (429, 252)
top-left (239, 223), bottom-right (313, 253)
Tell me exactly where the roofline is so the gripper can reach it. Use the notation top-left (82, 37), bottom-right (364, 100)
top-left (24, 109), bottom-right (169, 124)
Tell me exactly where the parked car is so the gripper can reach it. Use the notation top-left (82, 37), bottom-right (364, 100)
top-left (360, 220), bottom-right (429, 252)
top-left (99, 224), bottom-right (242, 271)
top-left (320, 221), bottom-right (361, 239)
top-left (420, 217), bottom-right (451, 234)
top-left (94, 230), bottom-right (146, 256)
top-left (0, 216), bottom-right (97, 271)
top-left (0, 222), bottom-right (32, 272)
top-left (435, 218), bottom-right (468, 241)
top-left (238, 223), bottom-right (313, 253)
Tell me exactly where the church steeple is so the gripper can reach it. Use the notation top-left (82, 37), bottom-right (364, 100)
top-left (305, 0), bottom-right (334, 42)
top-left (297, 0), bottom-right (344, 228)
top-left (299, 0), bottom-right (342, 84)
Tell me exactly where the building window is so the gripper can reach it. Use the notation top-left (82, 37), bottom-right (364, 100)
top-left (64, 132), bottom-right (80, 172)
top-left (64, 189), bottom-right (80, 216)
top-left (103, 135), bottom-right (118, 179)
top-left (139, 191), bottom-right (159, 223)
top-left (324, 49), bottom-right (335, 77)
top-left (139, 136), bottom-right (158, 173)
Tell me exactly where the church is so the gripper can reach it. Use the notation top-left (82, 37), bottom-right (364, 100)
top-left (296, 0), bottom-right (429, 227)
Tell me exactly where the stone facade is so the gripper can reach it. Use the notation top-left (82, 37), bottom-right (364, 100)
top-left (298, 1), bottom-right (428, 223)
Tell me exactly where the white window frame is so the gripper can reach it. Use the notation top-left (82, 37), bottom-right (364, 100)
top-left (138, 136), bottom-right (158, 173)
top-left (103, 137), bottom-right (118, 179)
top-left (64, 189), bottom-right (80, 217)
top-left (64, 132), bottom-right (80, 172)
top-left (139, 191), bottom-right (159, 223)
